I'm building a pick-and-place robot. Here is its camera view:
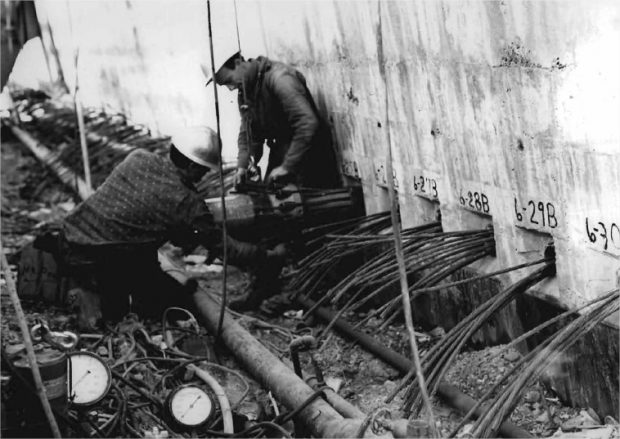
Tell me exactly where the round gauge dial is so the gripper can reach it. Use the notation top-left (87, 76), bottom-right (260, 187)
top-left (68, 352), bottom-right (112, 406)
top-left (168, 385), bottom-right (213, 427)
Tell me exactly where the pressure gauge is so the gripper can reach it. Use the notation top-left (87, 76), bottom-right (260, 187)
top-left (68, 351), bottom-right (112, 406)
top-left (166, 385), bottom-right (214, 428)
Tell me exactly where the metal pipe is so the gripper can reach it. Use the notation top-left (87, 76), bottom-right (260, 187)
top-left (192, 290), bottom-right (364, 438)
top-left (305, 376), bottom-right (365, 419)
top-left (296, 296), bottom-right (533, 438)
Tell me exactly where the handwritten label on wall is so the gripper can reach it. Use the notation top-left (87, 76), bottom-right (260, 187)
top-left (412, 169), bottom-right (439, 201)
top-left (458, 186), bottom-right (491, 216)
top-left (513, 196), bottom-right (558, 232)
top-left (585, 217), bottom-right (620, 256)
top-left (374, 163), bottom-right (399, 190)
top-left (342, 159), bottom-right (361, 179)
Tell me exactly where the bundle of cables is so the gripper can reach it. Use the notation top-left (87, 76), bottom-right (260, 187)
top-left (299, 227), bottom-right (498, 339)
top-left (463, 288), bottom-right (619, 437)
top-left (387, 263), bottom-right (556, 416)
top-left (286, 212), bottom-right (393, 302)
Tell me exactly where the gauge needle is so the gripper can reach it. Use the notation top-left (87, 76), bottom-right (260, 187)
top-left (179, 395), bottom-right (202, 420)
top-left (71, 370), bottom-right (91, 396)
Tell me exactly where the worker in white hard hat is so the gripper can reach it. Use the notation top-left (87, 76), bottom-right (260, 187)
top-left (203, 51), bottom-right (340, 191)
top-left (48, 126), bottom-right (286, 329)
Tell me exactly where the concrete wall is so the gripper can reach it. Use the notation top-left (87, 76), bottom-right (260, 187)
top-left (232, 0), bottom-right (620, 312)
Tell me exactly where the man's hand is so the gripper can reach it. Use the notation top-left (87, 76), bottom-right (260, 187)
top-left (266, 243), bottom-right (288, 260)
top-left (266, 166), bottom-right (292, 185)
top-left (233, 168), bottom-right (248, 188)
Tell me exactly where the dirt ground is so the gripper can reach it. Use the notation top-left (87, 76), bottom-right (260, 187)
top-left (1, 137), bottom-right (618, 438)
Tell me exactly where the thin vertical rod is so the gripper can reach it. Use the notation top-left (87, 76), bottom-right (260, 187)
top-left (377, 1), bottom-right (437, 435)
top-left (1, 251), bottom-right (62, 438)
top-left (206, 0), bottom-right (229, 341)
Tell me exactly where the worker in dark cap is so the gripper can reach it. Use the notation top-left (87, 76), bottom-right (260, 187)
top-left (202, 52), bottom-right (341, 311)
top-left (204, 51), bottom-right (341, 190)
top-left (53, 126), bottom-right (286, 329)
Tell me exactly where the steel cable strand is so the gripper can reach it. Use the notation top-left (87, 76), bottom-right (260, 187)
top-left (301, 249), bottom-right (397, 319)
top-left (472, 293), bottom-right (619, 437)
top-left (405, 257), bottom-right (551, 297)
top-left (298, 214), bottom-right (390, 266)
top-left (309, 240), bottom-right (381, 265)
top-left (299, 224), bottom-right (443, 316)
top-left (325, 221), bottom-right (442, 245)
top-left (307, 233), bottom-right (442, 324)
top-left (330, 233), bottom-right (454, 303)
top-left (403, 242), bottom-right (495, 293)
top-left (317, 287), bottom-right (370, 345)
top-left (319, 246), bottom-right (399, 303)
top-left (414, 263), bottom-right (553, 401)
top-left (353, 237), bottom-right (494, 329)
top-left (484, 300), bottom-right (619, 437)
top-left (304, 212), bottom-right (392, 246)
top-left (378, 248), bottom-right (493, 331)
top-left (290, 247), bottom-right (339, 289)
top-left (296, 243), bottom-right (335, 269)
top-left (391, 233), bottom-right (493, 276)
top-left (477, 287), bottom-right (619, 367)
top-left (294, 237), bottom-right (390, 301)
top-left (392, 256), bottom-right (544, 397)
top-left (376, 241), bottom-right (494, 325)
top-left (301, 213), bottom-right (386, 242)
top-left (392, 285), bottom-right (489, 408)
top-left (297, 252), bottom-right (374, 303)
top-left (348, 237), bottom-right (475, 326)
top-left (381, 237), bottom-right (494, 300)
top-left (394, 265), bottom-right (554, 414)
top-left (383, 257), bottom-right (553, 393)
top-left (292, 262), bottom-right (338, 301)
top-left (477, 295), bottom-right (618, 436)
top-left (403, 281), bottom-right (509, 414)
top-left (338, 245), bottom-right (476, 329)
top-left (339, 238), bottom-right (481, 320)
top-left (366, 234), bottom-right (488, 288)
top-left (404, 265), bottom-right (554, 415)
top-left (448, 289), bottom-right (619, 438)
top-left (448, 331), bottom-right (555, 438)
top-left (408, 239), bottom-right (495, 288)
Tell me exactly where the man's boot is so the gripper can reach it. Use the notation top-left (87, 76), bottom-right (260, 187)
top-left (66, 287), bottom-right (102, 331)
top-left (229, 264), bottom-right (282, 312)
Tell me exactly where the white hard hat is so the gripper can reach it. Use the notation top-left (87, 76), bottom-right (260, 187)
top-left (170, 126), bottom-right (221, 169)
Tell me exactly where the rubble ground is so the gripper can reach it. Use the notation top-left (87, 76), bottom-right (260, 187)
top-left (1, 137), bottom-right (618, 438)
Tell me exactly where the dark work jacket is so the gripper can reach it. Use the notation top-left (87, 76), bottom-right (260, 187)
top-left (62, 150), bottom-right (265, 266)
top-left (237, 57), bottom-right (340, 188)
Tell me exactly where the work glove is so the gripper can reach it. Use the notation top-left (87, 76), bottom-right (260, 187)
top-left (266, 166), bottom-right (293, 186)
top-left (266, 243), bottom-right (288, 262)
top-left (233, 168), bottom-right (248, 189)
